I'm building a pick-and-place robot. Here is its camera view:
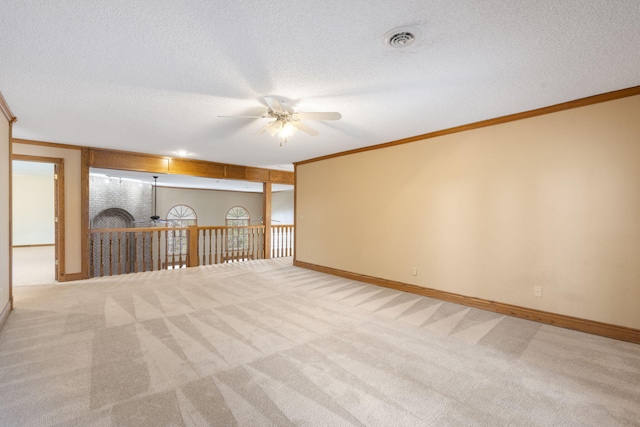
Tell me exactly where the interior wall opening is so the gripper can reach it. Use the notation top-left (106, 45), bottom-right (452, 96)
top-left (11, 159), bottom-right (58, 286)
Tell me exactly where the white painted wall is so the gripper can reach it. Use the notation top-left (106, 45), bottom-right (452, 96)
top-left (12, 170), bottom-right (55, 245)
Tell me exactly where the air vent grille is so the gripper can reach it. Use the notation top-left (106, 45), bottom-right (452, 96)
top-left (384, 26), bottom-right (420, 48)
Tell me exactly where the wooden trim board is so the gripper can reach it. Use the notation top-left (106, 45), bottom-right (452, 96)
top-left (294, 260), bottom-right (640, 345)
top-left (81, 147), bottom-right (90, 279)
top-left (12, 138), bottom-right (81, 151)
top-left (60, 272), bottom-right (83, 282)
top-left (12, 244), bottom-right (55, 248)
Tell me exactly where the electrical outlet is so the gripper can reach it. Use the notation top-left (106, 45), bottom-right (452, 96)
top-left (533, 286), bottom-right (542, 297)
top-left (411, 267), bottom-right (417, 276)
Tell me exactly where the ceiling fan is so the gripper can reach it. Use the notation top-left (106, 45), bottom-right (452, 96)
top-left (219, 96), bottom-right (341, 145)
top-left (132, 176), bottom-right (168, 226)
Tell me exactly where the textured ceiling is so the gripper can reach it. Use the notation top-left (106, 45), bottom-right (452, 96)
top-left (1, 1), bottom-right (639, 172)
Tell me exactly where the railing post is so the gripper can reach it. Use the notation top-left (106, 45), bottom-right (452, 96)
top-left (263, 182), bottom-right (272, 259)
top-left (188, 226), bottom-right (199, 267)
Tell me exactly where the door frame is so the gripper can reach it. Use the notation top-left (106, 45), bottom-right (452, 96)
top-left (11, 154), bottom-right (65, 282)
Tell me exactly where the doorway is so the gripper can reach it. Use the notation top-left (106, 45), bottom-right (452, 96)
top-left (11, 156), bottom-right (64, 286)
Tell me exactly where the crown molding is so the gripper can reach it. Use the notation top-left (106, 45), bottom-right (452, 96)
top-left (0, 91), bottom-right (16, 124)
top-left (296, 85), bottom-right (640, 166)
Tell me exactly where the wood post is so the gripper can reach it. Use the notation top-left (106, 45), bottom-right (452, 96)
top-left (263, 182), bottom-right (272, 259)
top-left (188, 226), bottom-right (199, 267)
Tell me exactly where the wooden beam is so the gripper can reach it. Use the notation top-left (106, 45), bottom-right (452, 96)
top-left (90, 148), bottom-right (169, 174)
top-left (88, 147), bottom-right (294, 184)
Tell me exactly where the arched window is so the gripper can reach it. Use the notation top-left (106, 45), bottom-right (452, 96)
top-left (166, 204), bottom-right (197, 255)
top-left (226, 206), bottom-right (250, 252)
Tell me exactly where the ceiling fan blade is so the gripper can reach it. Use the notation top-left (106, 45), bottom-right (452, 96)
top-left (255, 123), bottom-right (269, 135)
top-left (291, 121), bottom-right (319, 136)
top-left (266, 121), bottom-right (279, 137)
top-left (264, 97), bottom-right (284, 114)
top-left (296, 112), bottom-right (342, 121)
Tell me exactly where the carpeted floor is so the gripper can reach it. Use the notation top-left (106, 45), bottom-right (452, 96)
top-left (12, 246), bottom-right (56, 286)
top-left (0, 258), bottom-right (638, 426)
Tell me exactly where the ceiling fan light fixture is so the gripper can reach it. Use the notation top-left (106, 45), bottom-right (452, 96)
top-left (279, 122), bottom-right (297, 139)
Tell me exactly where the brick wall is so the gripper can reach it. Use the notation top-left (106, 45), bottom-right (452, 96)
top-left (90, 176), bottom-right (152, 227)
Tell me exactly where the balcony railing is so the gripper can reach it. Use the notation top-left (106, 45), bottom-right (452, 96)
top-left (89, 224), bottom-right (294, 278)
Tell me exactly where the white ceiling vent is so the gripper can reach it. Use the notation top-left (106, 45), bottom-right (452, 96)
top-left (384, 26), bottom-right (420, 48)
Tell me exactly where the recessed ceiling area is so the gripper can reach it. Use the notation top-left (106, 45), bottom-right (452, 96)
top-left (90, 168), bottom-right (294, 193)
top-left (1, 1), bottom-right (639, 168)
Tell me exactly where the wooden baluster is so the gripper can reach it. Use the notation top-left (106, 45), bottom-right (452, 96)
top-left (100, 232), bottom-right (104, 275)
top-left (155, 230), bottom-right (160, 271)
top-left (281, 227), bottom-right (284, 257)
top-left (170, 230), bottom-right (176, 268)
top-left (141, 232), bottom-right (146, 272)
top-left (253, 228), bottom-right (257, 260)
top-left (234, 228), bottom-right (238, 263)
top-left (213, 228), bottom-right (220, 264)
top-left (90, 233), bottom-right (94, 278)
top-left (254, 228), bottom-right (258, 260)
top-left (107, 232), bottom-right (112, 276)
top-left (116, 232), bottom-right (121, 274)
top-left (133, 232), bottom-right (138, 273)
top-left (124, 232), bottom-right (129, 274)
top-left (239, 228), bottom-right (243, 262)
top-left (220, 228), bottom-right (224, 264)
top-left (163, 230), bottom-right (168, 270)
top-left (221, 227), bottom-right (225, 264)
top-left (242, 228), bottom-right (247, 261)
top-left (148, 231), bottom-right (154, 271)
top-left (272, 227), bottom-right (276, 258)
top-left (206, 229), bottom-right (211, 265)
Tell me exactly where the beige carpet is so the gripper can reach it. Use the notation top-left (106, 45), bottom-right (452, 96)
top-left (0, 258), bottom-right (638, 426)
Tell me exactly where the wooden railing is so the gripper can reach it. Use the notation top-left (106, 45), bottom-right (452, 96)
top-left (89, 225), bottom-right (294, 278)
top-left (271, 225), bottom-right (294, 258)
top-left (195, 226), bottom-right (265, 266)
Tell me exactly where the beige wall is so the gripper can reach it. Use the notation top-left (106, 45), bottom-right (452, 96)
top-left (0, 113), bottom-right (10, 319)
top-left (12, 143), bottom-right (82, 274)
top-left (157, 187), bottom-right (264, 226)
top-left (296, 94), bottom-right (640, 329)
top-left (273, 190), bottom-right (294, 224)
